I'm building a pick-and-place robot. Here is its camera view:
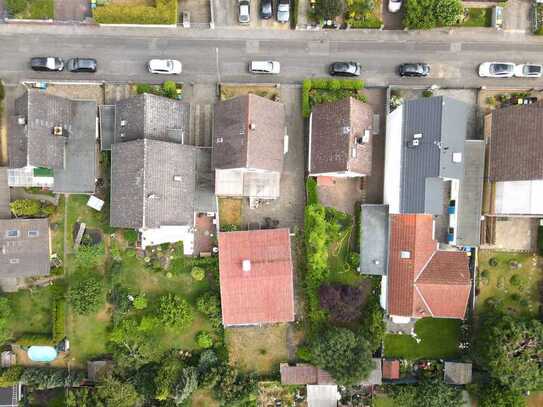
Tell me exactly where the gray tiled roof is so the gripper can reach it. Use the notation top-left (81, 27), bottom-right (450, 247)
top-left (0, 218), bottom-right (50, 278)
top-left (9, 90), bottom-right (97, 193)
top-left (360, 204), bottom-right (389, 276)
top-left (110, 139), bottom-right (213, 229)
top-left (99, 105), bottom-right (115, 151)
top-left (444, 362), bottom-right (472, 385)
top-left (213, 94), bottom-right (285, 172)
top-left (310, 97), bottom-right (373, 175)
top-left (456, 140), bottom-right (485, 246)
top-left (114, 93), bottom-right (189, 144)
top-left (400, 96), bottom-right (468, 213)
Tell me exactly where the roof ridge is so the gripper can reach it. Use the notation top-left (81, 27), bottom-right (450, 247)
top-left (141, 138), bottom-right (147, 228)
top-left (413, 284), bottom-right (434, 317)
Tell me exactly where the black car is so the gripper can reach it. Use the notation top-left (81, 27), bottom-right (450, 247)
top-left (30, 57), bottom-right (64, 72)
top-left (67, 58), bottom-right (97, 73)
top-left (261, 0), bottom-right (273, 19)
top-left (329, 62), bottom-right (361, 77)
top-left (399, 63), bottom-right (430, 77)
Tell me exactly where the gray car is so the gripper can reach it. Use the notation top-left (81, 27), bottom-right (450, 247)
top-left (277, 0), bottom-right (290, 23)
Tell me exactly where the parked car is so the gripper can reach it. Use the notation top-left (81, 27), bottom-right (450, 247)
top-left (30, 57), bottom-right (64, 72)
top-left (329, 62), bottom-right (361, 77)
top-left (261, 0), bottom-right (273, 19)
top-left (478, 62), bottom-right (515, 78)
top-left (277, 0), bottom-right (290, 23)
top-left (67, 58), bottom-right (97, 73)
top-left (399, 63), bottom-right (430, 77)
top-left (249, 60), bottom-right (281, 74)
top-left (147, 59), bottom-right (182, 74)
top-left (239, 0), bottom-right (250, 24)
top-left (514, 63), bottom-right (543, 78)
top-left (388, 0), bottom-right (402, 13)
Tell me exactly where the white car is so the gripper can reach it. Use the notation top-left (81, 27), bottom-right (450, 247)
top-left (249, 61), bottom-right (280, 74)
top-left (478, 62), bottom-right (515, 78)
top-left (514, 64), bottom-right (543, 78)
top-left (147, 59), bottom-right (182, 75)
top-left (388, 0), bottom-right (402, 13)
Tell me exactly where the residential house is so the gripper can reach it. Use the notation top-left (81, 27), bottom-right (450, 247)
top-left (308, 97), bottom-right (374, 177)
top-left (218, 229), bottom-right (294, 326)
top-left (109, 94), bottom-right (214, 253)
top-left (484, 102), bottom-right (543, 216)
top-left (386, 214), bottom-right (471, 323)
top-left (384, 96), bottom-right (484, 247)
top-left (8, 89), bottom-right (97, 193)
top-left (0, 218), bottom-right (50, 288)
top-left (212, 94), bottom-right (286, 202)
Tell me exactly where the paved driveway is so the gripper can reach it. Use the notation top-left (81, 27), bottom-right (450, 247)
top-left (214, 0), bottom-right (291, 29)
top-left (55, 0), bottom-right (90, 21)
top-left (504, 0), bottom-right (532, 33)
top-left (382, 0), bottom-right (404, 30)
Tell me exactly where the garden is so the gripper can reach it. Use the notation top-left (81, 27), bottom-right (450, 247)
top-left (344, 0), bottom-right (382, 29)
top-left (476, 250), bottom-right (542, 318)
top-left (302, 78), bottom-right (366, 118)
top-left (5, 0), bottom-right (54, 19)
top-left (134, 81), bottom-right (182, 100)
top-left (456, 7), bottom-right (492, 28)
top-left (219, 84), bottom-right (280, 102)
top-left (92, 0), bottom-right (178, 24)
top-left (384, 318), bottom-right (462, 360)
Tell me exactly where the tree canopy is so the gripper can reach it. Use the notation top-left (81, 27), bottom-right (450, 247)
top-left (313, 0), bottom-right (345, 20)
top-left (310, 326), bottom-right (374, 385)
top-left (158, 293), bottom-right (194, 328)
top-left (96, 376), bottom-right (142, 407)
top-left (387, 377), bottom-right (463, 407)
top-left (476, 315), bottom-right (543, 392)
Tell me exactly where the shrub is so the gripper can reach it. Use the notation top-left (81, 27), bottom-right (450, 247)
top-left (0, 366), bottom-right (24, 387)
top-left (489, 257), bottom-right (498, 267)
top-left (404, 0), bottom-right (463, 29)
top-left (196, 331), bottom-right (213, 349)
top-left (6, 0), bottom-right (27, 15)
top-left (538, 226), bottom-right (543, 255)
top-left (93, 0), bottom-right (178, 24)
top-left (220, 224), bottom-right (240, 232)
top-left (191, 267), bottom-right (206, 281)
top-left (422, 89), bottom-right (433, 97)
top-left (328, 80), bottom-right (342, 91)
top-left (15, 333), bottom-right (54, 346)
top-left (306, 177), bottom-right (318, 205)
top-left (480, 270), bottom-right (489, 279)
top-left (509, 274), bottom-right (521, 287)
top-left (10, 199), bottom-right (41, 217)
top-left (133, 294), bottom-right (148, 310)
top-left (162, 80), bottom-right (177, 99)
top-left (0, 81), bottom-right (4, 101)
top-left (486, 96), bottom-right (497, 107)
top-left (296, 346), bottom-right (312, 361)
top-left (158, 293), bottom-right (194, 328)
top-left (52, 298), bottom-right (66, 342)
top-left (123, 229), bottom-right (138, 244)
top-left (68, 272), bottom-right (105, 315)
top-left (319, 284), bottom-right (364, 323)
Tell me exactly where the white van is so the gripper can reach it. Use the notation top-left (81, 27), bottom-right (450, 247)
top-left (249, 61), bottom-right (281, 74)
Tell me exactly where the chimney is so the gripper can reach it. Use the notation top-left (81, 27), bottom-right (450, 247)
top-left (242, 259), bottom-right (251, 272)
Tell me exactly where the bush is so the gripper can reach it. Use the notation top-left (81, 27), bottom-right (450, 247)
top-left (52, 298), bottom-right (66, 342)
top-left (162, 80), bottom-right (177, 99)
top-left (68, 272), bottom-right (105, 315)
top-left (306, 177), bottom-right (318, 205)
top-left (0, 81), bottom-right (4, 101)
top-left (404, 0), bottom-right (462, 29)
top-left (123, 229), bottom-right (138, 244)
top-left (93, 0), bottom-right (178, 24)
top-left (220, 224), bottom-right (240, 232)
top-left (509, 274), bottom-right (521, 287)
top-left (489, 257), bottom-right (498, 267)
top-left (538, 226), bottom-right (543, 255)
top-left (10, 199), bottom-right (41, 217)
top-left (191, 267), bottom-right (206, 281)
top-left (0, 367), bottom-right (24, 387)
top-left (196, 331), bottom-right (213, 349)
top-left (15, 333), bottom-right (54, 346)
top-left (133, 294), bottom-right (148, 310)
top-left (302, 78), bottom-right (365, 118)
top-left (158, 293), bottom-right (194, 328)
top-left (422, 89), bottom-right (433, 97)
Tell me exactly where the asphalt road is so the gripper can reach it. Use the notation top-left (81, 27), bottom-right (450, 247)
top-left (1, 24), bottom-right (543, 88)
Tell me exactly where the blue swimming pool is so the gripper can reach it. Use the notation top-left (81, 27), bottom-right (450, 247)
top-left (27, 346), bottom-right (58, 362)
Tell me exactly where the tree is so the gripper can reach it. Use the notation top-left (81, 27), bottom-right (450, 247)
top-left (476, 315), bottom-right (543, 392)
top-left (0, 367), bottom-right (23, 387)
top-left (359, 295), bottom-right (385, 351)
top-left (387, 377), bottom-right (463, 407)
top-left (20, 368), bottom-right (84, 390)
top-left (9, 199), bottom-right (41, 217)
top-left (0, 297), bottom-right (12, 345)
top-left (158, 293), bottom-right (194, 328)
top-left (191, 267), bottom-right (206, 281)
top-left (314, 0), bottom-right (345, 20)
top-left (197, 349), bottom-right (222, 386)
top-left (403, 0), bottom-right (462, 29)
top-left (65, 388), bottom-right (103, 407)
top-left (195, 331), bottom-right (213, 349)
top-left (68, 272), bottom-right (104, 315)
top-left (109, 318), bottom-right (160, 369)
top-left (96, 376), bottom-right (141, 407)
top-left (473, 380), bottom-right (525, 407)
top-left (310, 326), bottom-right (374, 385)
top-left (319, 284), bottom-right (364, 323)
top-left (213, 366), bottom-right (257, 406)
top-left (154, 357), bottom-right (198, 404)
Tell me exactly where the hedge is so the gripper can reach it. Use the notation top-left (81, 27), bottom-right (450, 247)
top-left (302, 78), bottom-right (365, 118)
top-left (15, 334), bottom-right (55, 346)
top-left (306, 177), bottom-right (318, 205)
top-left (52, 298), bottom-right (66, 342)
top-left (93, 0), bottom-right (177, 25)
top-left (538, 225), bottom-right (543, 255)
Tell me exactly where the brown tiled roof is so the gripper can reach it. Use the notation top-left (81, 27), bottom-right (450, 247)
top-left (310, 97), bottom-right (373, 175)
top-left (213, 94), bottom-right (285, 172)
top-left (280, 363), bottom-right (318, 385)
top-left (387, 214), bottom-right (471, 319)
top-left (488, 102), bottom-right (543, 182)
top-left (218, 228), bottom-right (294, 325)
top-left (382, 360), bottom-right (400, 380)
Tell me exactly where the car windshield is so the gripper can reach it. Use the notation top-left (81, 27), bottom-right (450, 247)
top-left (490, 64), bottom-right (512, 74)
top-left (526, 65), bottom-right (541, 74)
top-left (278, 4), bottom-right (289, 10)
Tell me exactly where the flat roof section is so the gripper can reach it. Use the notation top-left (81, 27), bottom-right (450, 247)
top-left (360, 204), bottom-right (389, 276)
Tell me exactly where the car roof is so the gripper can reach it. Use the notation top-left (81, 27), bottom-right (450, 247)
top-left (149, 59), bottom-right (171, 69)
top-left (74, 58), bottom-right (96, 67)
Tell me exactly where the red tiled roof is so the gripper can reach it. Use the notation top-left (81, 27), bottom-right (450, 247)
top-left (218, 229), bottom-right (295, 325)
top-left (382, 360), bottom-right (400, 380)
top-left (280, 363), bottom-right (318, 385)
top-left (387, 214), bottom-right (471, 319)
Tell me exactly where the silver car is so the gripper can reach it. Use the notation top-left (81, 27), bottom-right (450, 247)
top-left (239, 0), bottom-right (250, 24)
top-left (478, 62), bottom-right (515, 78)
top-left (277, 0), bottom-right (290, 23)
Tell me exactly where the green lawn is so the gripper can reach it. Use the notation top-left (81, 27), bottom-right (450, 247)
top-left (477, 251), bottom-right (541, 318)
top-left (457, 8), bottom-right (492, 27)
top-left (384, 318), bottom-right (461, 360)
top-left (6, 286), bottom-right (53, 337)
top-left (66, 194), bottom-right (109, 244)
top-left (68, 308), bottom-right (111, 364)
top-left (373, 395), bottom-right (396, 407)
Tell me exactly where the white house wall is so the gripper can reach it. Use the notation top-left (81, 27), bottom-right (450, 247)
top-left (383, 105), bottom-right (403, 213)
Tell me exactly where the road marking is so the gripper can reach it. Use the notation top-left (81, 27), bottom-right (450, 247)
top-left (450, 42), bottom-right (462, 53)
top-left (215, 47), bottom-right (221, 84)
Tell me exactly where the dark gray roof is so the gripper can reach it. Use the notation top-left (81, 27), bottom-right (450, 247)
top-left (213, 94), bottom-right (285, 172)
top-left (456, 140), bottom-right (485, 246)
top-left (99, 105), bottom-right (115, 151)
top-left (400, 96), bottom-right (468, 213)
top-left (110, 139), bottom-right (213, 229)
top-left (9, 90), bottom-right (97, 193)
top-left (114, 93), bottom-right (189, 144)
top-left (360, 204), bottom-right (389, 276)
top-left (444, 362), bottom-right (472, 385)
top-left (0, 385), bottom-right (18, 407)
top-left (0, 218), bottom-right (50, 278)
